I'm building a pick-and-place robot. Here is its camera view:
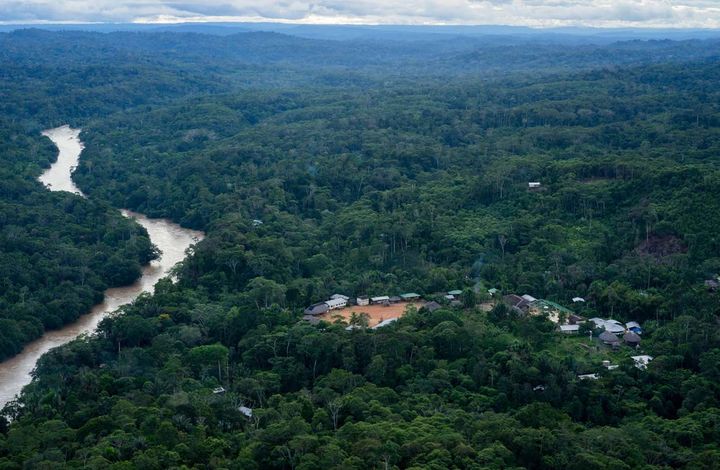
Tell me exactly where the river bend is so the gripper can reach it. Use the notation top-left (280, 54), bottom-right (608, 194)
top-left (0, 125), bottom-right (203, 407)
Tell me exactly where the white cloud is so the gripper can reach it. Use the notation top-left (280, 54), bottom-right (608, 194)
top-left (1, 0), bottom-right (720, 28)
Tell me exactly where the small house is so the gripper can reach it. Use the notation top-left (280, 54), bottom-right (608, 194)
top-left (389, 296), bottom-right (402, 304)
top-left (625, 321), bottom-right (642, 335)
top-left (599, 330), bottom-right (621, 346)
top-left (302, 315), bottom-right (321, 325)
top-left (591, 318), bottom-right (624, 334)
top-left (488, 288), bottom-right (499, 297)
top-left (371, 296), bottom-right (390, 304)
top-left (304, 302), bottom-right (329, 316)
top-left (603, 320), bottom-right (625, 334)
top-left (572, 297), bottom-right (585, 303)
top-left (400, 293), bottom-right (421, 301)
top-left (325, 298), bottom-right (347, 310)
top-left (330, 294), bottom-right (350, 301)
top-left (357, 296), bottom-right (369, 306)
top-left (213, 386), bottom-right (226, 394)
top-left (559, 324), bottom-right (580, 334)
top-left (238, 406), bottom-right (253, 418)
top-left (503, 294), bottom-right (531, 313)
top-left (372, 318), bottom-right (398, 329)
top-left (448, 290), bottom-right (463, 296)
top-left (528, 182), bottom-right (542, 190)
top-left (578, 373), bottom-right (599, 380)
top-left (623, 331), bottom-right (641, 347)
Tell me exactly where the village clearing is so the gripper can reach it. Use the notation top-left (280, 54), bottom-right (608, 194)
top-left (317, 302), bottom-right (421, 327)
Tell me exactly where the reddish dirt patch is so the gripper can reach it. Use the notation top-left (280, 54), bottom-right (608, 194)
top-left (317, 302), bottom-right (420, 327)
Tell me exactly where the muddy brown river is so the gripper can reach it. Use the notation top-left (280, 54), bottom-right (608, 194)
top-left (0, 125), bottom-right (203, 408)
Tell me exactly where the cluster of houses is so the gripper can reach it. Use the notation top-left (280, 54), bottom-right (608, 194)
top-left (502, 292), bottom-right (645, 351)
top-left (355, 292), bottom-right (423, 306)
top-left (503, 293), bottom-right (577, 324)
top-left (590, 317), bottom-right (643, 349)
top-left (304, 289), bottom-right (466, 319)
top-left (302, 289), bottom-right (468, 327)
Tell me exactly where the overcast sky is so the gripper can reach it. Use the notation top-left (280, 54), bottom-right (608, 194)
top-left (1, 1), bottom-right (720, 28)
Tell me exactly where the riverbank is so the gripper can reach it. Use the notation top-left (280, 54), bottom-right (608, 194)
top-left (0, 126), bottom-right (204, 408)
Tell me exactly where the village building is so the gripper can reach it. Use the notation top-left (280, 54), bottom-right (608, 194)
top-left (302, 315), bottom-right (321, 325)
top-left (330, 294), bottom-right (350, 301)
top-left (528, 182), bottom-right (542, 190)
top-left (372, 318), bottom-right (398, 329)
top-left (325, 297), bottom-right (347, 310)
top-left (559, 324), bottom-right (580, 334)
top-left (623, 331), bottom-right (641, 347)
top-left (503, 294), bottom-right (532, 313)
top-left (304, 302), bottom-right (330, 316)
top-left (602, 360), bottom-right (619, 370)
top-left (238, 406), bottom-right (253, 418)
top-left (625, 321), bottom-right (642, 334)
top-left (356, 296), bottom-right (369, 306)
top-left (590, 318), bottom-right (625, 334)
top-left (389, 296), bottom-right (402, 304)
top-left (599, 330), bottom-right (621, 346)
top-left (578, 373), bottom-right (599, 380)
top-left (488, 288), bottom-right (499, 297)
top-left (448, 290), bottom-right (463, 296)
top-left (370, 295), bottom-right (390, 304)
top-left (572, 297), bottom-right (585, 303)
top-left (400, 293), bottom-right (421, 301)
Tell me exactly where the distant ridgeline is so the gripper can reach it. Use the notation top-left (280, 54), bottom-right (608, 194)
top-left (0, 28), bottom-right (720, 468)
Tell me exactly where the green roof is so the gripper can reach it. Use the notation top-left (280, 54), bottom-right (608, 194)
top-left (448, 290), bottom-right (463, 296)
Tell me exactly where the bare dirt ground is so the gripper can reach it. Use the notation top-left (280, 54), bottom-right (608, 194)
top-left (317, 302), bottom-right (421, 327)
top-left (479, 302), bottom-right (494, 312)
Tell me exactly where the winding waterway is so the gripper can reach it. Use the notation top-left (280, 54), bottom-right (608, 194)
top-left (0, 125), bottom-right (204, 408)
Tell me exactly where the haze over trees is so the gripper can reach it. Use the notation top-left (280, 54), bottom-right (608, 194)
top-left (0, 27), bottom-right (719, 469)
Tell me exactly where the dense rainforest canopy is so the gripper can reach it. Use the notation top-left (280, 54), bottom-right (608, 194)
top-left (0, 28), bottom-right (719, 469)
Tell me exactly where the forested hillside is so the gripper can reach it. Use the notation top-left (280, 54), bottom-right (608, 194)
top-left (0, 28), bottom-right (719, 469)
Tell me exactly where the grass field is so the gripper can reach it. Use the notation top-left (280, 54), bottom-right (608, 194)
top-left (318, 302), bottom-right (420, 327)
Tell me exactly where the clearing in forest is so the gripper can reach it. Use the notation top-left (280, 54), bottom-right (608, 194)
top-left (317, 302), bottom-right (420, 327)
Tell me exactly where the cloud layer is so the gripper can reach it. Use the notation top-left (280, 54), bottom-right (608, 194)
top-left (1, 0), bottom-right (720, 28)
